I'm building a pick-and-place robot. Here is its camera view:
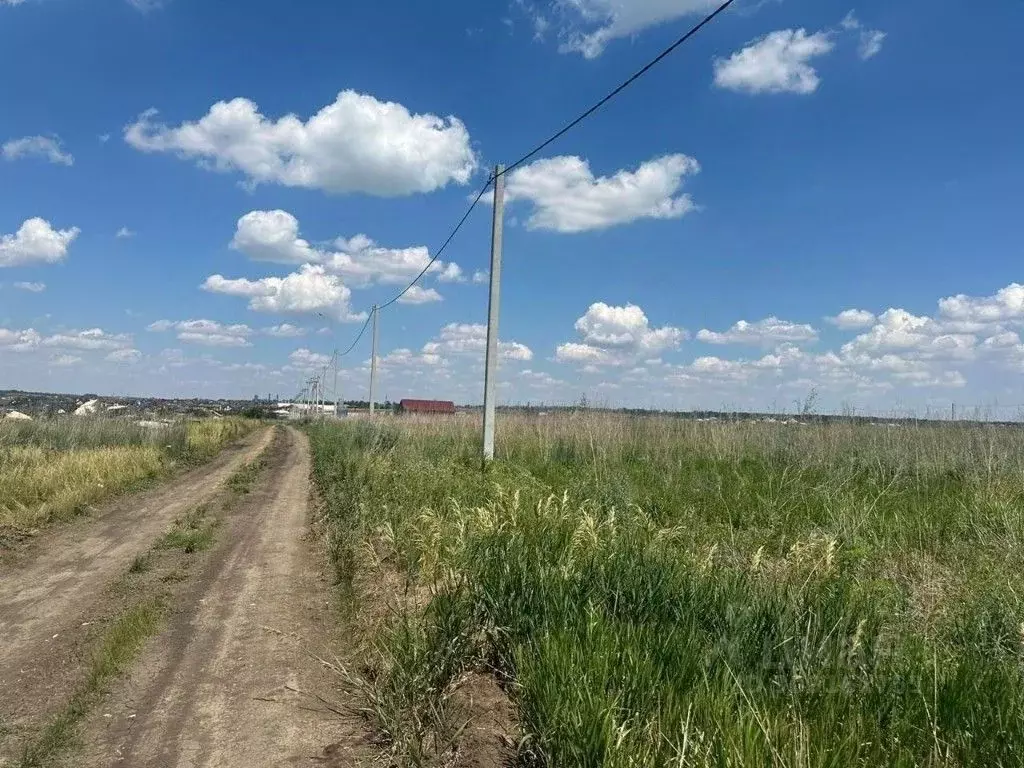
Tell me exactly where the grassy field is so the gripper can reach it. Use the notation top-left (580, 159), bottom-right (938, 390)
top-left (308, 414), bottom-right (1024, 767)
top-left (0, 417), bottom-right (255, 538)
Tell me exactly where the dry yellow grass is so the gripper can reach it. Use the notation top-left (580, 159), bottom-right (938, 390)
top-left (0, 445), bottom-right (165, 532)
top-left (186, 418), bottom-right (254, 459)
top-left (0, 416), bottom-right (257, 538)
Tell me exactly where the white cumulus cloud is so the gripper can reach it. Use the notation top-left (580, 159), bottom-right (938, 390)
top-left (697, 316), bottom-right (818, 346)
top-left (504, 154), bottom-right (700, 233)
top-left (125, 90), bottom-right (477, 196)
top-left (42, 328), bottom-right (133, 351)
top-left (826, 309), bottom-right (876, 330)
top-left (325, 237), bottom-right (444, 287)
top-left (556, 0), bottom-right (721, 58)
top-left (556, 302), bottom-right (686, 365)
top-left (938, 283), bottom-right (1024, 326)
top-left (0, 218), bottom-right (80, 267)
top-left (0, 328), bottom-right (41, 352)
top-left (202, 264), bottom-right (366, 321)
top-left (148, 319), bottom-right (254, 347)
top-left (714, 29), bottom-right (835, 95)
top-left (288, 348), bottom-right (332, 371)
top-left (555, 342), bottom-right (614, 365)
top-left (423, 323), bottom-right (533, 362)
top-left (397, 286), bottom-right (443, 305)
top-left (2, 135), bottom-right (74, 166)
top-left (263, 323), bottom-right (307, 338)
top-left (230, 210), bottom-right (462, 287)
top-left (841, 309), bottom-right (943, 355)
top-left (436, 263), bottom-right (464, 283)
top-left (231, 210), bottom-right (316, 264)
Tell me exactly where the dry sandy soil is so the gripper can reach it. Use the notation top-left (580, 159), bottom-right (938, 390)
top-left (0, 426), bottom-right (369, 767)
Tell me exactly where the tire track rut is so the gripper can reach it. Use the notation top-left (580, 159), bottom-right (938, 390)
top-left (0, 427), bottom-right (274, 756)
top-left (79, 426), bottom-right (346, 767)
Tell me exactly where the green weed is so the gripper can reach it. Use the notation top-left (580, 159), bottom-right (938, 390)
top-left (227, 458), bottom-right (266, 496)
top-left (158, 505), bottom-right (218, 554)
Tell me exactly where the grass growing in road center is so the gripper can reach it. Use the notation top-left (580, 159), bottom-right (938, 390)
top-left (18, 599), bottom-right (164, 768)
top-left (308, 415), bottom-right (1024, 767)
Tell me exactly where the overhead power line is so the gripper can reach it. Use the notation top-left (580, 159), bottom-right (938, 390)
top-left (499, 0), bottom-right (737, 177)
top-left (377, 173), bottom-right (495, 311)
top-left (330, 0), bottom-right (737, 355)
top-left (337, 311), bottom-right (373, 358)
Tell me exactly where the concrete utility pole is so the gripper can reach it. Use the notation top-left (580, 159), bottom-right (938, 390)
top-left (482, 165), bottom-right (505, 464)
top-left (333, 350), bottom-right (340, 419)
top-left (369, 305), bottom-right (379, 416)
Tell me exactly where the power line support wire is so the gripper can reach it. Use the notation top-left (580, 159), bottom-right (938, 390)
top-left (482, 165), bottom-right (505, 464)
top-left (369, 304), bottom-right (379, 416)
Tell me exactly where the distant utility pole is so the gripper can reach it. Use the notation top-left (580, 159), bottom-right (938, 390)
top-left (482, 165), bottom-right (505, 464)
top-left (952, 402), bottom-right (956, 421)
top-left (369, 304), bottom-right (379, 416)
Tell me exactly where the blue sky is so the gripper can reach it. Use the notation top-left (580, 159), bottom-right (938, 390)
top-left (2, 0), bottom-right (1023, 415)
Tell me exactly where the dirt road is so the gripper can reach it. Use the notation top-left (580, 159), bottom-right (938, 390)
top-left (0, 427), bottom-right (274, 736)
top-left (77, 426), bottom-right (350, 767)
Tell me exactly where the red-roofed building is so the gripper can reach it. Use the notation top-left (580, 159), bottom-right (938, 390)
top-left (399, 399), bottom-right (456, 415)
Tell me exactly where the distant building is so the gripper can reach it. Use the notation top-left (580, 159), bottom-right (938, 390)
top-left (399, 399), bottom-right (456, 415)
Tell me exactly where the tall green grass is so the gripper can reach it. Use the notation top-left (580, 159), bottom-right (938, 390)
top-left (308, 415), bottom-right (1024, 767)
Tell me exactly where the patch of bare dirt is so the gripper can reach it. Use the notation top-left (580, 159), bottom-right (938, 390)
top-left (75, 427), bottom-right (369, 767)
top-left (446, 673), bottom-right (517, 768)
top-left (0, 427), bottom-right (274, 760)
